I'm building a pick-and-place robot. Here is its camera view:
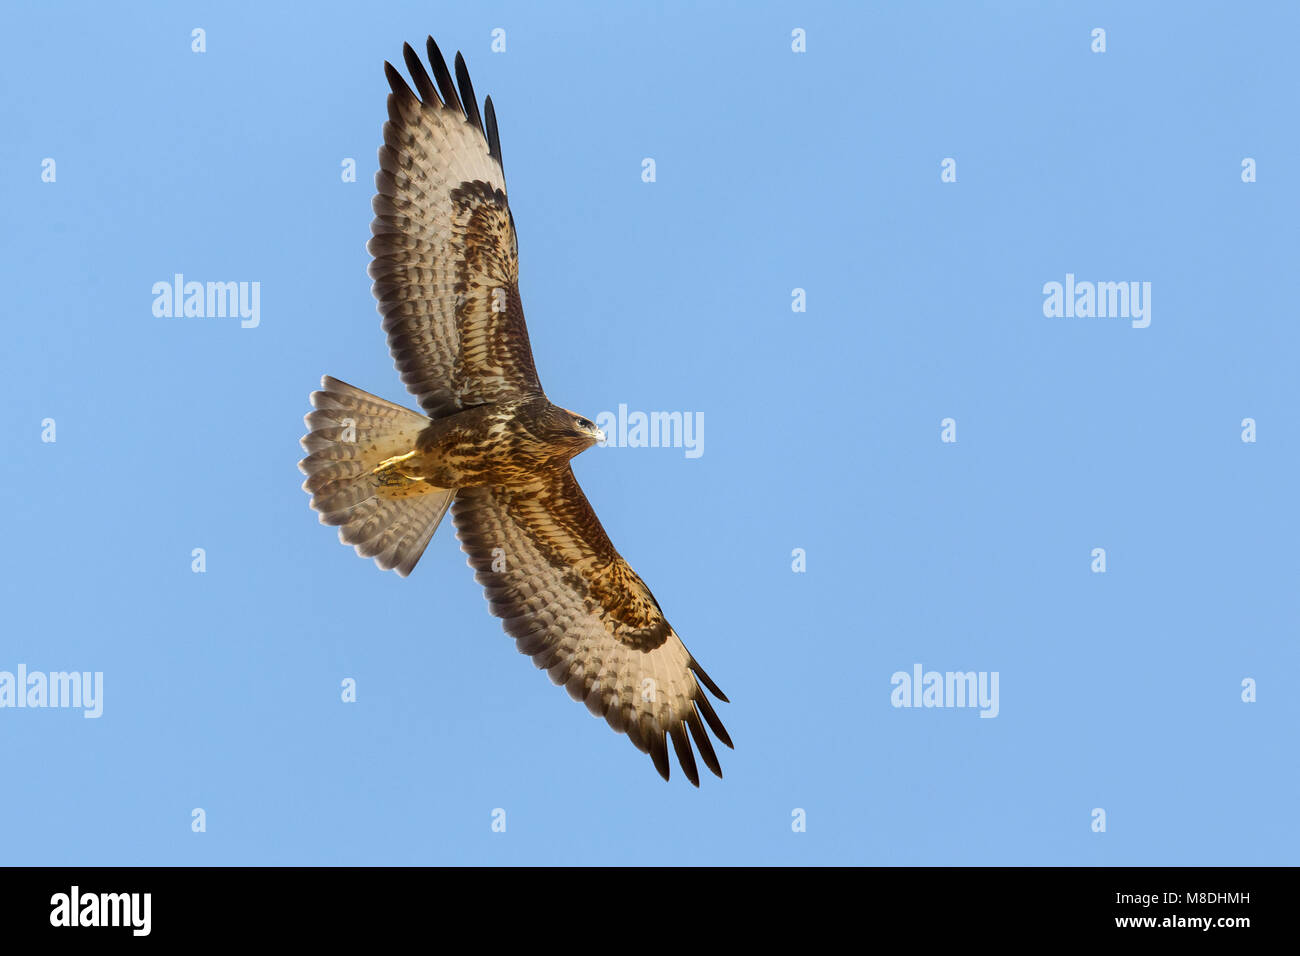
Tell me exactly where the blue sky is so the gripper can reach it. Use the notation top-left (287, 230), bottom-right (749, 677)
top-left (2, 1), bottom-right (1296, 865)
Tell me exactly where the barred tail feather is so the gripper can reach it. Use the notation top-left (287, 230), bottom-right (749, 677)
top-left (298, 376), bottom-right (454, 576)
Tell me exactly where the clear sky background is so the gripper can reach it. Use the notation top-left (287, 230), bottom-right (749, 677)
top-left (2, 1), bottom-right (1296, 865)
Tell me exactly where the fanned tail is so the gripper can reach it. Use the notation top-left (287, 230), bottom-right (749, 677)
top-left (298, 376), bottom-right (454, 576)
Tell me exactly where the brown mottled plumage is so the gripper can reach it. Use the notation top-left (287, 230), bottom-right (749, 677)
top-left (297, 37), bottom-right (731, 785)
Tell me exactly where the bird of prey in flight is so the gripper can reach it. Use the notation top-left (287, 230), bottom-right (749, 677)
top-left (298, 37), bottom-right (732, 784)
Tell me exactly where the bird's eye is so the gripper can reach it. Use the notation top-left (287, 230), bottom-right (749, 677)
top-left (576, 418), bottom-right (593, 430)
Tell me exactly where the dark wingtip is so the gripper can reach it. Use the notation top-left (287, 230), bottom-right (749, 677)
top-left (691, 660), bottom-right (729, 703)
top-left (484, 95), bottom-right (502, 166)
top-left (670, 722), bottom-right (700, 787)
top-left (403, 37), bottom-right (503, 173)
top-left (383, 61), bottom-right (414, 99)
top-left (454, 51), bottom-right (485, 135)
top-left (694, 692), bottom-right (734, 750)
top-left (687, 710), bottom-right (723, 778)
top-left (426, 35), bottom-right (462, 114)
top-left (402, 42), bottom-right (439, 104)
top-left (648, 732), bottom-right (671, 781)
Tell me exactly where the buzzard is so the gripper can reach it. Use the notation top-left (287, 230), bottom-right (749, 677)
top-left (298, 37), bottom-right (732, 785)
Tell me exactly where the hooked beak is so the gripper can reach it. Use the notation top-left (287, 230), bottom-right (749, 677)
top-left (594, 428), bottom-right (607, 444)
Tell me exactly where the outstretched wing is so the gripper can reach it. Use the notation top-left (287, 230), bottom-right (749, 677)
top-left (453, 470), bottom-right (733, 785)
top-left (368, 38), bottom-right (542, 419)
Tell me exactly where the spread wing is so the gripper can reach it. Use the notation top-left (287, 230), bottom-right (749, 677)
top-left (368, 38), bottom-right (542, 419)
top-left (453, 470), bottom-right (733, 785)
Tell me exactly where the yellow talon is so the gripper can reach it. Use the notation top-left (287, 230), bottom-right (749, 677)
top-left (372, 451), bottom-right (425, 489)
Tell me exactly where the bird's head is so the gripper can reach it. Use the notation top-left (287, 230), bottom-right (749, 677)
top-left (564, 409), bottom-right (606, 448)
top-left (540, 404), bottom-right (605, 455)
